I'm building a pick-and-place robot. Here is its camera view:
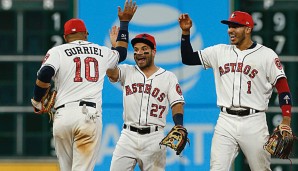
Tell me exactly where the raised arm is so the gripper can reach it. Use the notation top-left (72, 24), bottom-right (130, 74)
top-left (114, 0), bottom-right (137, 63)
top-left (178, 13), bottom-right (201, 65)
top-left (178, 13), bottom-right (192, 35)
top-left (107, 26), bottom-right (120, 82)
top-left (110, 26), bottom-right (119, 48)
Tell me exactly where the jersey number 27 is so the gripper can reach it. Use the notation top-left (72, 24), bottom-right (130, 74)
top-left (150, 104), bottom-right (166, 118)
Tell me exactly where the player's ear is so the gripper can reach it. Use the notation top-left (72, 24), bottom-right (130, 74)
top-left (246, 27), bottom-right (252, 34)
top-left (63, 35), bottom-right (68, 43)
top-left (85, 32), bottom-right (89, 40)
top-left (151, 48), bottom-right (156, 56)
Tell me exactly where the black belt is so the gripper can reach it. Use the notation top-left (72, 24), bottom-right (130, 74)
top-left (123, 124), bottom-right (158, 135)
top-left (56, 101), bottom-right (96, 110)
top-left (221, 107), bottom-right (260, 116)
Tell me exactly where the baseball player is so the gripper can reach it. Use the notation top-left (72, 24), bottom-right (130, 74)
top-left (178, 11), bottom-right (293, 171)
top-left (30, 1), bottom-right (137, 170)
top-left (107, 29), bottom-right (185, 171)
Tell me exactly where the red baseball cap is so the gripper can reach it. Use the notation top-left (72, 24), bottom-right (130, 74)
top-left (64, 18), bottom-right (87, 36)
top-left (131, 33), bottom-right (156, 49)
top-left (221, 11), bottom-right (254, 28)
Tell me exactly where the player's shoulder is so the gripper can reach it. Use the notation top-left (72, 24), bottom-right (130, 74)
top-left (118, 63), bottom-right (134, 70)
top-left (256, 43), bottom-right (278, 57)
top-left (218, 44), bottom-right (234, 50)
top-left (206, 44), bottom-right (232, 51)
top-left (214, 43), bottom-right (230, 48)
top-left (54, 43), bottom-right (71, 50)
top-left (91, 42), bottom-right (111, 51)
top-left (47, 43), bottom-right (73, 55)
top-left (46, 44), bottom-right (62, 54)
top-left (162, 68), bottom-right (174, 75)
top-left (158, 67), bottom-right (177, 78)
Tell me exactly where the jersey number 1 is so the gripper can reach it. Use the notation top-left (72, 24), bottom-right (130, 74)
top-left (73, 57), bottom-right (99, 82)
top-left (247, 81), bottom-right (252, 94)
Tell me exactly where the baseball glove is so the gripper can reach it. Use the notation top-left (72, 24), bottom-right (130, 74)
top-left (31, 86), bottom-right (57, 121)
top-left (264, 124), bottom-right (297, 159)
top-left (159, 125), bottom-right (190, 155)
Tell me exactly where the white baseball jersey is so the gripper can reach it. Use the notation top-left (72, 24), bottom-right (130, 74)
top-left (114, 64), bottom-right (185, 127)
top-left (40, 40), bottom-right (119, 171)
top-left (40, 40), bottom-right (119, 113)
top-left (198, 43), bottom-right (286, 110)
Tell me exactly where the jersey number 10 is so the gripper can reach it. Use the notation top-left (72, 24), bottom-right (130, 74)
top-left (73, 57), bottom-right (99, 82)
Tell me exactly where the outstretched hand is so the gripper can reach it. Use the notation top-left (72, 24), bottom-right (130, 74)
top-left (109, 26), bottom-right (120, 48)
top-left (118, 0), bottom-right (137, 22)
top-left (178, 13), bottom-right (192, 34)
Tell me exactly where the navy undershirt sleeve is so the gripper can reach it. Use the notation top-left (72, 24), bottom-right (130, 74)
top-left (111, 47), bottom-right (127, 63)
top-left (181, 34), bottom-right (201, 65)
top-left (33, 66), bottom-right (55, 101)
top-left (37, 66), bottom-right (55, 83)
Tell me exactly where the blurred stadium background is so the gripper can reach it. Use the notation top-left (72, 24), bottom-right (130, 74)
top-left (0, 0), bottom-right (297, 170)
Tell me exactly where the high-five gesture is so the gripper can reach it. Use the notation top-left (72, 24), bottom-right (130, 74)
top-left (178, 14), bottom-right (192, 35)
top-left (109, 26), bottom-right (119, 48)
top-left (113, 0), bottom-right (137, 62)
top-left (118, 0), bottom-right (137, 22)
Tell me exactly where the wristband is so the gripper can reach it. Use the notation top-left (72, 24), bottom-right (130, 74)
top-left (181, 34), bottom-right (190, 41)
top-left (33, 84), bottom-right (48, 102)
top-left (279, 92), bottom-right (292, 106)
top-left (173, 113), bottom-right (184, 126)
top-left (120, 21), bottom-right (129, 31)
top-left (116, 30), bottom-right (129, 43)
top-left (116, 21), bottom-right (129, 42)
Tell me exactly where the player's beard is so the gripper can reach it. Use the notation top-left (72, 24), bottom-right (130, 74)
top-left (134, 53), bottom-right (153, 70)
top-left (231, 30), bottom-right (246, 46)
